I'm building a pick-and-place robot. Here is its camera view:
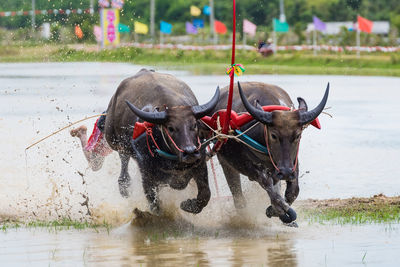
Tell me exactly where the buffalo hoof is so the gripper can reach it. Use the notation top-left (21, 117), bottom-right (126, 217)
top-left (118, 183), bottom-right (130, 198)
top-left (284, 221), bottom-right (299, 228)
top-left (180, 199), bottom-right (203, 214)
top-left (279, 207), bottom-right (297, 224)
top-left (266, 206), bottom-right (297, 224)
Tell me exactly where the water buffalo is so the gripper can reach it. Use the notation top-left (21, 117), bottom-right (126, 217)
top-left (214, 81), bottom-right (329, 224)
top-left (72, 69), bottom-right (219, 215)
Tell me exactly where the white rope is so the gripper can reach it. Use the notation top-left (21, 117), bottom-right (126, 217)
top-left (200, 116), bottom-right (267, 155)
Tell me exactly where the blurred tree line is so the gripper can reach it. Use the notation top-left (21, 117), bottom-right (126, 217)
top-left (0, 0), bottom-right (399, 44)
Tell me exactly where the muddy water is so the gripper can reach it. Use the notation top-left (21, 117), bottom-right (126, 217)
top-left (1, 62), bottom-right (399, 266)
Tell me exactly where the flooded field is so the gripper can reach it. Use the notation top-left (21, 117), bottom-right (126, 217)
top-left (1, 62), bottom-right (399, 266)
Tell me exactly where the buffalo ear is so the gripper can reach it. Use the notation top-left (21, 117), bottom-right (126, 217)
top-left (297, 97), bottom-right (308, 111)
top-left (254, 100), bottom-right (263, 110)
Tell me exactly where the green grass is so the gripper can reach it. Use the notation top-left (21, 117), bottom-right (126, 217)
top-left (1, 44), bottom-right (400, 76)
top-left (303, 202), bottom-right (400, 225)
top-left (0, 217), bottom-right (112, 232)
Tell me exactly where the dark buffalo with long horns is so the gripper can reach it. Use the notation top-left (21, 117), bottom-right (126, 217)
top-left (213, 81), bottom-right (329, 224)
top-left (104, 69), bottom-right (220, 214)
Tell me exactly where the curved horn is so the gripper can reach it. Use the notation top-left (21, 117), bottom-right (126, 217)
top-left (238, 81), bottom-right (273, 125)
top-left (299, 82), bottom-right (330, 125)
top-left (125, 100), bottom-right (167, 124)
top-left (192, 87), bottom-right (220, 119)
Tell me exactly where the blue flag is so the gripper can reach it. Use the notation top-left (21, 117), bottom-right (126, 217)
top-left (160, 21), bottom-right (172, 34)
top-left (193, 19), bottom-right (204, 28)
top-left (203, 5), bottom-right (211, 15)
top-left (273, 18), bottom-right (289, 32)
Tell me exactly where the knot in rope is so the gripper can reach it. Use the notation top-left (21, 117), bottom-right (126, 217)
top-left (226, 63), bottom-right (245, 77)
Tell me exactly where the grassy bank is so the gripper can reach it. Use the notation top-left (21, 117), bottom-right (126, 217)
top-left (299, 194), bottom-right (400, 225)
top-left (1, 44), bottom-right (400, 76)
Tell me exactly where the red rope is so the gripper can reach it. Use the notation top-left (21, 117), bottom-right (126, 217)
top-left (145, 125), bottom-right (160, 157)
top-left (264, 126), bottom-right (280, 172)
top-left (222, 0), bottom-right (236, 135)
top-left (163, 128), bottom-right (201, 153)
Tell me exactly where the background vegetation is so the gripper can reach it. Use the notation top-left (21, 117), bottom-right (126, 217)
top-left (0, 0), bottom-right (399, 44)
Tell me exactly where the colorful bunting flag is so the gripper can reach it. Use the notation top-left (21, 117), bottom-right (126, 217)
top-left (75, 25), bottom-right (84, 39)
top-left (214, 20), bottom-right (227, 34)
top-left (160, 21), bottom-right (172, 34)
top-left (193, 19), bottom-right (204, 28)
top-left (203, 5), bottom-right (211, 15)
top-left (98, 0), bottom-right (110, 8)
top-left (273, 18), bottom-right (289, 32)
top-left (243, 19), bottom-right (256, 36)
top-left (134, 21), bottom-right (149, 34)
top-left (111, 0), bottom-right (124, 9)
top-left (186, 22), bottom-right (197, 34)
top-left (357, 15), bottom-right (373, 33)
top-left (190, 6), bottom-right (201, 16)
top-left (313, 16), bottom-right (326, 32)
top-left (118, 23), bottom-right (130, 33)
top-left (0, 8), bottom-right (92, 17)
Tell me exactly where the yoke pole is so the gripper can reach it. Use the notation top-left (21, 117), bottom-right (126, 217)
top-left (221, 0), bottom-right (236, 135)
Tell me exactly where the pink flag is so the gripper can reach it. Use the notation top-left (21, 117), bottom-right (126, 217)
top-left (93, 25), bottom-right (102, 42)
top-left (243, 19), bottom-right (256, 36)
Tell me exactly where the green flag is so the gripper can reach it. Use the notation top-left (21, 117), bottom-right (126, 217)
top-left (273, 18), bottom-right (289, 32)
top-left (118, 23), bottom-right (130, 33)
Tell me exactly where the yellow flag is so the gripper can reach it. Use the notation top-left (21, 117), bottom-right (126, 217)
top-left (102, 9), bottom-right (120, 46)
top-left (190, 5), bottom-right (201, 16)
top-left (134, 21), bottom-right (149, 34)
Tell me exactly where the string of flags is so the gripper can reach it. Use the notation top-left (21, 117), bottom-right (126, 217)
top-left (0, 8), bottom-right (92, 17)
top-left (98, 0), bottom-right (124, 9)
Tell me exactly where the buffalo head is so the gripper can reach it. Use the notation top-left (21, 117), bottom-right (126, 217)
top-left (126, 87), bottom-right (220, 163)
top-left (238, 82), bottom-right (329, 181)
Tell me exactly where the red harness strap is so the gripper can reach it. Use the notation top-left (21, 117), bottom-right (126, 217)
top-left (201, 105), bottom-right (321, 132)
top-left (201, 105), bottom-right (316, 156)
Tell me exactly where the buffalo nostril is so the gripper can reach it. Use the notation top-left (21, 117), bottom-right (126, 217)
top-left (183, 146), bottom-right (197, 155)
top-left (276, 172), bottom-right (284, 179)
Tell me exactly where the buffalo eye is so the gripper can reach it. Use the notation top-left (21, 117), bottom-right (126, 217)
top-left (271, 133), bottom-right (278, 140)
top-left (190, 124), bottom-right (197, 131)
top-left (293, 133), bottom-right (301, 141)
top-left (167, 126), bottom-right (175, 132)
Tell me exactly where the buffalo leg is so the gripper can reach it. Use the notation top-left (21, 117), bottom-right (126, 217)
top-left (258, 175), bottom-right (296, 223)
top-left (218, 156), bottom-right (246, 209)
top-left (180, 164), bottom-right (210, 214)
top-left (285, 179), bottom-right (299, 205)
top-left (118, 153), bottom-right (131, 197)
top-left (143, 182), bottom-right (160, 215)
top-left (71, 126), bottom-right (105, 171)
